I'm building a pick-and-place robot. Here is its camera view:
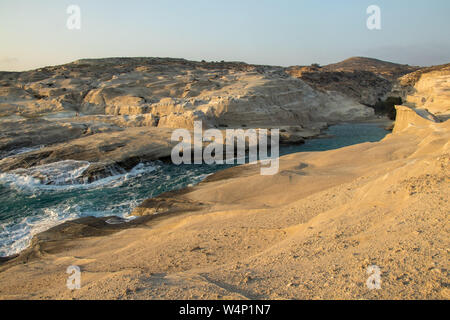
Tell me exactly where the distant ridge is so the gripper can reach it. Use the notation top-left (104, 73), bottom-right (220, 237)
top-left (326, 56), bottom-right (415, 68)
top-left (323, 57), bottom-right (420, 80)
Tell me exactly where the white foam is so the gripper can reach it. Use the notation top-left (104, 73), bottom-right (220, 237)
top-left (1, 145), bottom-right (44, 159)
top-left (0, 199), bottom-right (142, 257)
top-left (0, 161), bottom-right (217, 257)
top-left (0, 160), bottom-right (90, 187)
top-left (0, 161), bottom-right (160, 256)
top-left (105, 216), bottom-right (137, 225)
top-left (0, 205), bottom-right (79, 257)
top-left (0, 161), bottom-right (158, 191)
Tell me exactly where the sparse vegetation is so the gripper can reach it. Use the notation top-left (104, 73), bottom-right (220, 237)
top-left (373, 96), bottom-right (402, 120)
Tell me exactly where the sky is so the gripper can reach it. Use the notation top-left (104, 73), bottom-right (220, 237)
top-left (1, 0), bottom-right (449, 71)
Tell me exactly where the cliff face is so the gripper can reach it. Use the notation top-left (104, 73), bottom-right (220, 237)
top-left (393, 105), bottom-right (440, 133)
top-left (385, 64), bottom-right (450, 128)
top-left (402, 70), bottom-right (450, 118)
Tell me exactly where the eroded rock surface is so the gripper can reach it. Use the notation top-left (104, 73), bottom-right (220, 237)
top-left (397, 64), bottom-right (450, 119)
top-left (1, 58), bottom-right (374, 130)
top-left (0, 57), bottom-right (379, 177)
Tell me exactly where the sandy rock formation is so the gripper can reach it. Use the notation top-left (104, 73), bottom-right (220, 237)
top-left (1, 57), bottom-right (374, 131)
top-left (401, 69), bottom-right (450, 118)
top-left (393, 106), bottom-right (440, 133)
top-left (0, 127), bottom-right (176, 182)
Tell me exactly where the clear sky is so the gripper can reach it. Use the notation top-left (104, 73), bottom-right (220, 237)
top-left (1, 0), bottom-right (449, 71)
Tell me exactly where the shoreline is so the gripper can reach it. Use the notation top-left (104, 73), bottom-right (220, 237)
top-left (0, 119), bottom-right (391, 263)
top-left (0, 106), bottom-right (448, 299)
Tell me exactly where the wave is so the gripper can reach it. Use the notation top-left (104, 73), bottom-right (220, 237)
top-left (0, 161), bottom-right (159, 191)
top-left (0, 161), bottom-right (160, 257)
top-left (0, 204), bottom-right (80, 257)
top-left (0, 197), bottom-right (145, 257)
top-left (0, 146), bottom-right (44, 160)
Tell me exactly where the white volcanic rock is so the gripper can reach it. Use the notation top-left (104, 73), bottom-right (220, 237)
top-left (0, 58), bottom-right (378, 174)
top-left (405, 71), bottom-right (450, 117)
top-left (393, 64), bottom-right (450, 119)
top-left (1, 58), bottom-right (374, 130)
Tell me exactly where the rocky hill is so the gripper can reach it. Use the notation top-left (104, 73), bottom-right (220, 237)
top-left (287, 57), bottom-right (420, 107)
top-left (324, 57), bottom-right (419, 80)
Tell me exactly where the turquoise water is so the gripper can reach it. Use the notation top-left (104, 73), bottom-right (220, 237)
top-left (0, 123), bottom-right (389, 256)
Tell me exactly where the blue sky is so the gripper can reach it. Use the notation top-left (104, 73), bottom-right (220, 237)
top-left (1, 0), bottom-right (449, 71)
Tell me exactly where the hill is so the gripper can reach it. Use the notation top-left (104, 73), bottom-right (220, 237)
top-left (324, 57), bottom-right (419, 80)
